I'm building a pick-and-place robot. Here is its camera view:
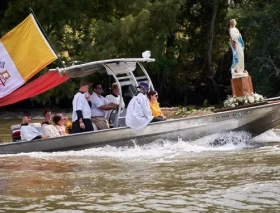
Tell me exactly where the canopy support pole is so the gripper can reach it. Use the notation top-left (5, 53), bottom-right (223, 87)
top-left (103, 64), bottom-right (123, 128)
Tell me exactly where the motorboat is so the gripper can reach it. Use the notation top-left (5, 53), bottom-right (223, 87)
top-left (1, 53), bottom-right (280, 154)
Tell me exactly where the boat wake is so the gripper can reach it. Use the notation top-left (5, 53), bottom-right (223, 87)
top-left (1, 131), bottom-right (267, 160)
top-left (2, 130), bottom-right (280, 161)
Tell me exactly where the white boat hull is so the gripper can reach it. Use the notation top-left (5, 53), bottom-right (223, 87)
top-left (1, 102), bottom-right (280, 154)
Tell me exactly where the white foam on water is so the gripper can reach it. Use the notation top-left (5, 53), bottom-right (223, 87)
top-left (1, 131), bottom-right (255, 161)
top-left (252, 129), bottom-right (280, 143)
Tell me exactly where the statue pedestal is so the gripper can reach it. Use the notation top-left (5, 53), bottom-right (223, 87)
top-left (231, 76), bottom-right (254, 97)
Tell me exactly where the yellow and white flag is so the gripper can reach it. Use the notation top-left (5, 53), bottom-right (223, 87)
top-left (0, 14), bottom-right (57, 98)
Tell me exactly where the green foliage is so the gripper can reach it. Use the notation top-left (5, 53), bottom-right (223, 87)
top-left (232, 0), bottom-right (280, 97)
top-left (1, 0), bottom-right (280, 106)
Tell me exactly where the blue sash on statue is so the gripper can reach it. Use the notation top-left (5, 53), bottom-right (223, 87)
top-left (230, 35), bottom-right (245, 68)
top-left (238, 36), bottom-right (245, 49)
top-left (230, 42), bottom-right (238, 68)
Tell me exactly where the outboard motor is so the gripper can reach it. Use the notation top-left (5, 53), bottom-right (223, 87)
top-left (11, 124), bottom-right (21, 142)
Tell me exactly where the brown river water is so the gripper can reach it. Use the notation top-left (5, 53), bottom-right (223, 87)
top-left (1, 119), bottom-right (280, 212)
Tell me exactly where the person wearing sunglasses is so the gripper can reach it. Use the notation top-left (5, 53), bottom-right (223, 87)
top-left (147, 90), bottom-right (166, 121)
top-left (126, 82), bottom-right (153, 130)
top-left (90, 83), bottom-right (118, 130)
top-left (126, 82), bottom-right (164, 131)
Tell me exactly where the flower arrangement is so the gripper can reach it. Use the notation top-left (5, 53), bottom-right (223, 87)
top-left (174, 107), bottom-right (215, 118)
top-left (224, 93), bottom-right (265, 108)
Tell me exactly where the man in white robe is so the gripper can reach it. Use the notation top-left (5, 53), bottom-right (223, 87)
top-left (72, 81), bottom-right (93, 133)
top-left (126, 82), bottom-right (155, 131)
top-left (20, 112), bottom-right (49, 141)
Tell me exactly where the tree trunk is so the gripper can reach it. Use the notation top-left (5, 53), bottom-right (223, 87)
top-left (207, 0), bottom-right (218, 77)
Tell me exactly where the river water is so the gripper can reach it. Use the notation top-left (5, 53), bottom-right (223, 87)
top-left (1, 130), bottom-right (280, 212)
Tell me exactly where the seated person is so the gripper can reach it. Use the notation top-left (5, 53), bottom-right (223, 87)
top-left (43, 125), bottom-right (61, 138)
top-left (147, 90), bottom-right (166, 121)
top-left (90, 83), bottom-right (118, 130)
top-left (126, 82), bottom-right (162, 131)
top-left (53, 114), bottom-right (67, 135)
top-left (63, 116), bottom-right (72, 134)
top-left (20, 112), bottom-right (49, 141)
top-left (41, 109), bottom-right (52, 135)
top-left (105, 82), bottom-right (125, 126)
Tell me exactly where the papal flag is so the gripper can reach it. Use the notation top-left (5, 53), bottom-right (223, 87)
top-left (0, 14), bottom-right (57, 98)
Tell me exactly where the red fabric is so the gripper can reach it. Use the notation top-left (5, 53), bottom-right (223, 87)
top-left (0, 72), bottom-right (69, 107)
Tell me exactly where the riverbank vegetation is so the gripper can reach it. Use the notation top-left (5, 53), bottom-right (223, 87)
top-left (1, 0), bottom-right (280, 108)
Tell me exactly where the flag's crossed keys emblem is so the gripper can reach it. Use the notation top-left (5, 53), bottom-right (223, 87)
top-left (0, 61), bottom-right (11, 86)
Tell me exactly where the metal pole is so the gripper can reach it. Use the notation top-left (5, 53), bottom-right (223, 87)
top-left (137, 62), bottom-right (154, 90)
top-left (103, 64), bottom-right (122, 128)
top-left (29, 7), bottom-right (66, 68)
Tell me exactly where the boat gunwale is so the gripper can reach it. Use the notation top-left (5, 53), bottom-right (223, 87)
top-left (1, 101), bottom-right (280, 147)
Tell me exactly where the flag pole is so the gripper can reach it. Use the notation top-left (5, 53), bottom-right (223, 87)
top-left (29, 7), bottom-right (66, 68)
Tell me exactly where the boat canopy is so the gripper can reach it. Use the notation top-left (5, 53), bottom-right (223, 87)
top-left (50, 56), bottom-right (156, 128)
top-left (1, 54), bottom-right (156, 129)
top-left (49, 58), bottom-right (155, 78)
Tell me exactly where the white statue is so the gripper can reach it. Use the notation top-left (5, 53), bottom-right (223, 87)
top-left (229, 19), bottom-right (248, 79)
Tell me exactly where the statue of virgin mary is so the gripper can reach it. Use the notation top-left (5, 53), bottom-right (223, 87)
top-left (229, 19), bottom-right (248, 78)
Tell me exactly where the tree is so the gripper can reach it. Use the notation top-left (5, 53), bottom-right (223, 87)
top-left (231, 0), bottom-right (280, 97)
top-left (0, 0), bottom-right (237, 107)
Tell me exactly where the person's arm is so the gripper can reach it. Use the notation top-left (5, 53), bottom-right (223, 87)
top-left (32, 126), bottom-right (49, 139)
top-left (76, 95), bottom-right (86, 129)
top-left (158, 103), bottom-right (166, 119)
top-left (32, 135), bottom-right (42, 140)
top-left (160, 111), bottom-right (166, 120)
top-left (33, 135), bottom-right (49, 140)
top-left (88, 101), bottom-right (92, 108)
top-left (99, 105), bottom-right (116, 111)
top-left (108, 102), bottom-right (119, 108)
top-left (76, 95), bottom-right (84, 121)
top-left (97, 97), bottom-right (117, 111)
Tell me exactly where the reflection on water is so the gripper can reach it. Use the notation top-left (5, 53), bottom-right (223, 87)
top-left (1, 130), bottom-right (280, 212)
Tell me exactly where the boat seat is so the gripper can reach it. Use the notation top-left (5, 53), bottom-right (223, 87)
top-left (91, 122), bottom-right (98, 131)
top-left (108, 108), bottom-right (127, 128)
top-left (11, 123), bottom-right (42, 142)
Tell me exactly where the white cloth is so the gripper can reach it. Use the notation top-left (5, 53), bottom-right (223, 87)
top-left (20, 125), bottom-right (41, 141)
top-left (125, 92), bottom-right (153, 131)
top-left (41, 123), bottom-right (49, 135)
top-left (44, 125), bottom-right (61, 138)
top-left (90, 92), bottom-right (110, 117)
top-left (230, 27), bottom-right (248, 78)
top-left (105, 94), bottom-right (125, 121)
top-left (0, 42), bottom-right (25, 98)
top-left (72, 92), bottom-right (91, 122)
